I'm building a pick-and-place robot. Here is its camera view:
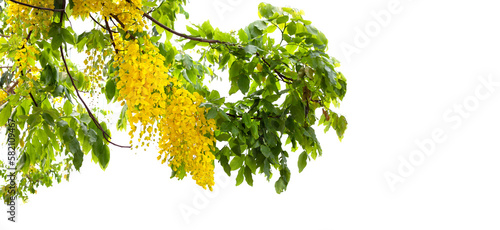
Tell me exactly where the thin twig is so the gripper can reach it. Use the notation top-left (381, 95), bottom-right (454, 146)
top-left (256, 52), bottom-right (293, 83)
top-left (90, 14), bottom-right (118, 33)
top-left (109, 17), bottom-right (119, 29)
top-left (59, 0), bottom-right (66, 24)
top-left (29, 92), bottom-right (38, 107)
top-left (6, 81), bottom-right (18, 94)
top-left (0, 34), bottom-right (10, 38)
top-left (226, 113), bottom-right (281, 120)
top-left (142, 12), bottom-right (233, 45)
top-left (110, 14), bottom-right (125, 28)
top-left (141, 10), bottom-right (292, 84)
top-left (9, 0), bottom-right (64, 12)
top-left (59, 47), bottom-right (131, 149)
top-left (104, 17), bottom-right (119, 54)
top-left (0, 66), bottom-right (13, 69)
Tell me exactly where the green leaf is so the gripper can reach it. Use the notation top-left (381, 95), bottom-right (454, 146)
top-left (258, 3), bottom-right (274, 19)
top-left (245, 155), bottom-right (257, 173)
top-left (105, 78), bottom-right (116, 102)
top-left (201, 20), bottom-right (214, 38)
top-left (260, 145), bottom-right (271, 158)
top-left (229, 61), bottom-right (242, 79)
top-left (206, 107), bottom-right (218, 120)
top-left (230, 156), bottom-right (244, 171)
top-left (63, 128), bottom-right (77, 149)
top-left (215, 133), bottom-right (231, 141)
top-left (86, 128), bottom-right (98, 144)
top-left (42, 112), bottom-right (55, 126)
top-left (275, 177), bottom-right (286, 194)
top-left (238, 75), bottom-right (250, 94)
top-left (238, 29), bottom-right (248, 43)
top-left (63, 100), bottom-right (73, 116)
top-left (236, 167), bottom-right (244, 186)
top-left (98, 145), bottom-right (110, 170)
top-left (183, 40), bottom-right (198, 50)
top-left (186, 25), bottom-right (199, 36)
top-left (182, 54), bottom-right (193, 70)
top-left (244, 167), bottom-right (253, 186)
top-left (73, 149), bottom-right (84, 170)
top-left (142, 1), bottom-right (157, 7)
top-left (51, 34), bottom-right (64, 50)
top-left (263, 159), bottom-right (271, 180)
top-left (290, 104), bottom-right (305, 124)
top-left (40, 64), bottom-right (57, 86)
top-left (298, 151), bottom-right (308, 173)
top-left (242, 113), bottom-right (251, 127)
top-left (61, 28), bottom-right (75, 45)
top-left (0, 103), bottom-right (12, 126)
top-left (243, 45), bottom-right (258, 55)
top-left (276, 15), bottom-right (289, 24)
top-left (336, 115), bottom-right (348, 140)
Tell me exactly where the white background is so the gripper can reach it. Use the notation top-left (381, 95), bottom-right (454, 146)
top-left (2, 0), bottom-right (500, 229)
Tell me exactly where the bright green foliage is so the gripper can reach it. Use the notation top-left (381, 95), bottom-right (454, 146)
top-left (0, 0), bottom-right (347, 203)
top-left (195, 3), bottom-right (348, 193)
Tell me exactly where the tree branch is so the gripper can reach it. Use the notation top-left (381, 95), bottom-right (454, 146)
top-left (90, 14), bottom-right (118, 33)
top-left (29, 92), bottom-right (38, 107)
top-left (226, 113), bottom-right (281, 120)
top-left (110, 14), bottom-right (125, 28)
top-left (8, 0), bottom-right (64, 12)
top-left (59, 47), bottom-right (131, 149)
top-left (142, 12), bottom-right (233, 45)
top-left (104, 17), bottom-right (119, 54)
top-left (59, 0), bottom-right (66, 23)
top-left (256, 52), bottom-right (293, 84)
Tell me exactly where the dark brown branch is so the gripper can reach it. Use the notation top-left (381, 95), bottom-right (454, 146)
top-left (59, 47), bottom-right (131, 149)
top-left (141, 10), bottom-right (292, 85)
top-left (142, 12), bottom-right (233, 45)
top-left (141, 10), bottom-right (294, 85)
top-left (0, 34), bottom-right (10, 38)
top-left (29, 93), bottom-right (38, 107)
top-left (18, 31), bottom-right (37, 106)
top-left (9, 0), bottom-right (64, 12)
top-left (5, 81), bottom-right (19, 94)
top-left (90, 14), bottom-right (118, 33)
top-left (104, 17), bottom-right (119, 54)
top-left (256, 52), bottom-right (293, 84)
top-left (59, 0), bottom-right (66, 23)
top-left (110, 14), bottom-right (125, 28)
top-left (0, 66), bottom-right (13, 69)
top-left (226, 113), bottom-right (280, 120)
top-left (109, 18), bottom-right (120, 30)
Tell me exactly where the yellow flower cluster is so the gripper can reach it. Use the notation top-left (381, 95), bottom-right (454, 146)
top-left (114, 37), bottom-right (171, 133)
top-left (113, 35), bottom-right (217, 189)
top-left (158, 89), bottom-right (217, 190)
top-left (5, 0), bottom-right (54, 37)
top-left (5, 0), bottom-right (219, 190)
top-left (71, 0), bottom-right (145, 32)
top-left (14, 40), bottom-right (40, 81)
top-left (83, 48), bottom-right (106, 89)
top-left (0, 91), bottom-right (8, 105)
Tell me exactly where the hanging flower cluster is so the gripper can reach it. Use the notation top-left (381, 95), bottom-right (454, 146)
top-left (5, 0), bottom-right (54, 37)
top-left (113, 33), bottom-right (217, 190)
top-left (158, 89), bottom-right (217, 190)
top-left (14, 39), bottom-right (40, 81)
top-left (0, 91), bottom-right (8, 105)
top-left (3, 0), bottom-right (218, 190)
top-left (71, 0), bottom-right (145, 32)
